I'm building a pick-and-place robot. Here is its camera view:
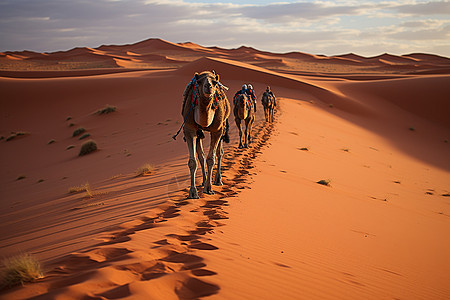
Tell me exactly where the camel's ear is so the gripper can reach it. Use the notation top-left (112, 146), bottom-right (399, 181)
top-left (194, 73), bottom-right (199, 80)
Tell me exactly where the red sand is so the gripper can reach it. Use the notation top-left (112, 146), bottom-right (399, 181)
top-left (1, 38), bottom-right (449, 299)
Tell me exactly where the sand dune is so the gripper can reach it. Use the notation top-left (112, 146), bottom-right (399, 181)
top-left (2, 38), bottom-right (449, 74)
top-left (1, 38), bottom-right (449, 299)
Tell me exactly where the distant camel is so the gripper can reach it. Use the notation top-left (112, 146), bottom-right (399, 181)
top-left (234, 93), bottom-right (255, 148)
top-left (181, 71), bottom-right (230, 199)
top-left (262, 90), bottom-right (276, 123)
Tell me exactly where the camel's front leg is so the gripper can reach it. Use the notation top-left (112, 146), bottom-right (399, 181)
top-left (184, 131), bottom-right (199, 199)
top-left (235, 117), bottom-right (244, 148)
top-left (203, 131), bottom-right (222, 195)
top-left (214, 137), bottom-right (224, 186)
top-left (264, 107), bottom-right (269, 122)
top-left (196, 138), bottom-right (206, 186)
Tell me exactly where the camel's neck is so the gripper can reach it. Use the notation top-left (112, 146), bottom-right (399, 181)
top-left (194, 94), bottom-right (216, 128)
top-left (237, 103), bottom-right (249, 120)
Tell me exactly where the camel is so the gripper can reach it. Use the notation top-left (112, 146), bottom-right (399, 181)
top-left (234, 93), bottom-right (255, 148)
top-left (261, 91), bottom-right (276, 123)
top-left (181, 71), bottom-right (230, 199)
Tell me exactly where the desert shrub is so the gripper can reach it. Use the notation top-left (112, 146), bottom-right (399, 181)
top-left (68, 183), bottom-right (93, 197)
top-left (66, 116), bottom-right (72, 121)
top-left (48, 139), bottom-right (55, 144)
top-left (66, 145), bottom-right (75, 150)
top-left (96, 105), bottom-right (117, 115)
top-left (6, 132), bottom-right (29, 142)
top-left (72, 127), bottom-right (86, 137)
top-left (69, 123), bottom-right (75, 127)
top-left (16, 175), bottom-right (26, 181)
top-left (79, 140), bottom-right (97, 156)
top-left (79, 133), bottom-right (90, 140)
top-left (0, 253), bottom-right (44, 288)
top-left (317, 179), bottom-right (331, 186)
top-left (136, 163), bottom-right (154, 176)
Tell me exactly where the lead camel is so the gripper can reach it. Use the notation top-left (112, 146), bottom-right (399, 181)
top-left (181, 71), bottom-right (230, 199)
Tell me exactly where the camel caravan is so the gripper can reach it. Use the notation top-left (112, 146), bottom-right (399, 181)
top-left (173, 70), bottom-right (276, 199)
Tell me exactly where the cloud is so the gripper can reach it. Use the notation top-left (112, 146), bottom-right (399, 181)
top-left (240, 2), bottom-right (366, 22)
top-left (0, 0), bottom-right (449, 57)
top-left (389, 24), bottom-right (450, 41)
top-left (393, 1), bottom-right (450, 16)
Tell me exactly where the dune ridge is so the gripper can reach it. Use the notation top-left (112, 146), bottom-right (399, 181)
top-left (1, 38), bottom-right (449, 299)
top-left (2, 38), bottom-right (450, 74)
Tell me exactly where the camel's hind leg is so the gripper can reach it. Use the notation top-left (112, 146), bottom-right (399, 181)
top-left (247, 116), bottom-right (255, 146)
top-left (264, 106), bottom-right (269, 122)
top-left (184, 130), bottom-right (199, 199)
top-left (196, 137), bottom-right (206, 186)
top-left (244, 117), bottom-right (252, 148)
top-left (235, 118), bottom-right (244, 148)
top-left (214, 138), bottom-right (224, 186)
top-left (268, 105), bottom-right (272, 123)
top-left (204, 131), bottom-right (222, 195)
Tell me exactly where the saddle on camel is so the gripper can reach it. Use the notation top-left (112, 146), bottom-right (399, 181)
top-left (176, 70), bottom-right (231, 199)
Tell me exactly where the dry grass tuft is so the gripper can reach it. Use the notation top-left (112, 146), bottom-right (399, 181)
top-left (136, 164), bottom-right (154, 177)
top-left (317, 179), bottom-right (331, 186)
top-left (79, 133), bottom-right (90, 140)
top-left (96, 105), bottom-right (117, 115)
top-left (0, 253), bottom-right (44, 288)
top-left (79, 140), bottom-right (97, 156)
top-left (6, 132), bottom-right (30, 142)
top-left (72, 127), bottom-right (86, 137)
top-left (68, 183), bottom-right (93, 197)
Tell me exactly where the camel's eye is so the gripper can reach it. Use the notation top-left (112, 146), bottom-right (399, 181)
top-left (212, 80), bottom-right (218, 86)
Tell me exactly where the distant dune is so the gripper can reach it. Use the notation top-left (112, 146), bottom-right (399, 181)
top-left (2, 38), bottom-right (449, 74)
top-left (1, 38), bottom-right (449, 300)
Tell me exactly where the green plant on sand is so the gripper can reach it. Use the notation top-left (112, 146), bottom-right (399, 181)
top-left (0, 253), bottom-right (44, 288)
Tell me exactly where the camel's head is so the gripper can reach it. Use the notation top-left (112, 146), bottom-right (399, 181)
top-left (193, 71), bottom-right (221, 127)
top-left (195, 71), bottom-right (220, 99)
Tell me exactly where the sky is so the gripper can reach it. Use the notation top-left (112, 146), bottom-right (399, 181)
top-left (0, 0), bottom-right (449, 57)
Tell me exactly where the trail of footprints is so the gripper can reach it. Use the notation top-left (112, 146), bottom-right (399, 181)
top-left (40, 121), bottom-right (275, 299)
